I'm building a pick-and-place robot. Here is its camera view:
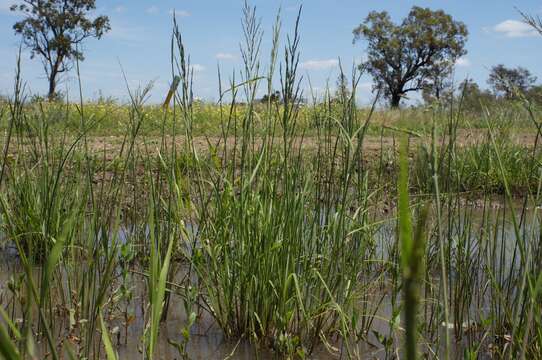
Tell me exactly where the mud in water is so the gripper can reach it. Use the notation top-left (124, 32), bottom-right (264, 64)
top-left (0, 203), bottom-right (539, 359)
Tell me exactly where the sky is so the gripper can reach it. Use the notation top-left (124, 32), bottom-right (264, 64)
top-left (0, 0), bottom-right (542, 104)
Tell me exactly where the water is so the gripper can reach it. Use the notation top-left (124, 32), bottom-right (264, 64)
top-left (0, 203), bottom-right (539, 359)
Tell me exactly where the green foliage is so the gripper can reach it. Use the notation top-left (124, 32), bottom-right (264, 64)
top-left (398, 138), bottom-right (429, 360)
top-left (0, 310), bottom-right (21, 360)
top-left (259, 90), bottom-right (281, 103)
top-left (421, 61), bottom-right (454, 104)
top-left (11, 0), bottom-right (110, 98)
top-left (488, 64), bottom-right (537, 99)
top-left (456, 78), bottom-right (496, 113)
top-left (0, 5), bottom-right (542, 360)
top-left (353, 6), bottom-right (468, 108)
top-left (100, 311), bottom-right (119, 360)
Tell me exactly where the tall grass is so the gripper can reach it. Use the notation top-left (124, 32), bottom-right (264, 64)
top-left (0, 4), bottom-right (541, 360)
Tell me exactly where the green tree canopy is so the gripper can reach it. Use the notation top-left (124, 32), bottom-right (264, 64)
top-left (11, 0), bottom-right (110, 99)
top-left (353, 7), bottom-right (468, 108)
top-left (457, 78), bottom-right (495, 112)
top-left (487, 64), bottom-right (536, 99)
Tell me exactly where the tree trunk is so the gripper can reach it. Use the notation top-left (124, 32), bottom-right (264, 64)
top-left (435, 86), bottom-right (441, 100)
top-left (48, 72), bottom-right (57, 100)
top-left (48, 57), bottom-right (62, 100)
top-left (390, 93), bottom-right (401, 108)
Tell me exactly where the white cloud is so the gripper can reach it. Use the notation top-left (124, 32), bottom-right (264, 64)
top-left (216, 52), bottom-right (235, 60)
top-left (146, 6), bottom-right (159, 14)
top-left (300, 59), bottom-right (339, 71)
top-left (493, 20), bottom-right (537, 38)
top-left (114, 5), bottom-right (125, 13)
top-left (455, 56), bottom-right (471, 67)
top-left (192, 64), bottom-right (205, 72)
top-left (169, 9), bottom-right (191, 17)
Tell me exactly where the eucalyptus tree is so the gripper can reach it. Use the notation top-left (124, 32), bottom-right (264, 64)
top-left (11, 0), bottom-right (110, 99)
top-left (353, 7), bottom-right (468, 108)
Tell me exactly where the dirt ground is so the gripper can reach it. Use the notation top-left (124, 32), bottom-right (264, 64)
top-left (1, 128), bottom-right (537, 160)
top-left (75, 128), bottom-right (538, 156)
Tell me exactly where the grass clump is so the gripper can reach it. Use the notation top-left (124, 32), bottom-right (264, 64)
top-left (0, 4), bottom-right (542, 360)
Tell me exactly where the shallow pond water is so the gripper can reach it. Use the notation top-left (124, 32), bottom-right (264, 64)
top-left (0, 202), bottom-right (539, 359)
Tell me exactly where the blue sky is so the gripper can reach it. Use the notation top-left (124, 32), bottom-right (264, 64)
top-left (1, 0), bottom-right (541, 104)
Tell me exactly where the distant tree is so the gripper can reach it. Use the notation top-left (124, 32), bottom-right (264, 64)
top-left (260, 90), bottom-right (281, 104)
top-left (457, 78), bottom-right (495, 112)
top-left (353, 6), bottom-right (468, 108)
top-left (11, 0), bottom-right (110, 99)
top-left (487, 65), bottom-right (536, 99)
top-left (422, 61), bottom-right (453, 104)
top-left (458, 78), bottom-right (482, 97)
top-left (334, 73), bottom-right (350, 101)
top-left (526, 85), bottom-right (542, 104)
